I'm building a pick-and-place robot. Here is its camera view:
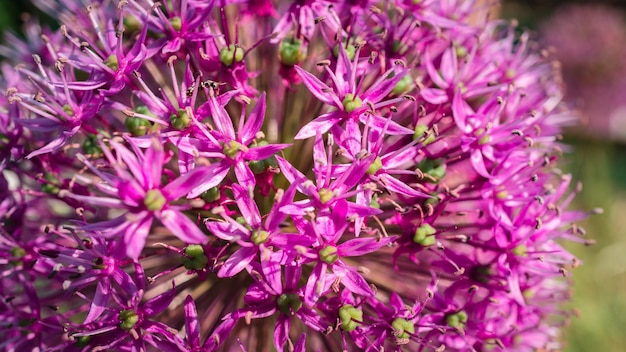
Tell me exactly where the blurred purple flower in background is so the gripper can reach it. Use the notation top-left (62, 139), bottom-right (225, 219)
top-left (540, 4), bottom-right (626, 140)
top-left (0, 0), bottom-right (592, 351)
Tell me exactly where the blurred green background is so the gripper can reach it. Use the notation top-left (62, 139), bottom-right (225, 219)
top-left (1, 1), bottom-right (623, 351)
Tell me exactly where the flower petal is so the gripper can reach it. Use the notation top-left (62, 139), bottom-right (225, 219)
top-left (157, 209), bottom-right (208, 245)
top-left (217, 246), bottom-right (257, 278)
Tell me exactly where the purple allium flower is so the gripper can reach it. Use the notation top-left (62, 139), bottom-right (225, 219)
top-left (0, 1), bottom-right (594, 351)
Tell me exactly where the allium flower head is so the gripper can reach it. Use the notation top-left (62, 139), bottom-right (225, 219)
top-left (0, 1), bottom-right (592, 351)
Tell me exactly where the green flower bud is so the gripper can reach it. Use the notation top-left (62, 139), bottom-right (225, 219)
top-left (370, 194), bottom-right (380, 209)
top-left (41, 173), bottom-right (61, 194)
top-left (469, 264), bottom-right (492, 284)
top-left (92, 257), bottom-right (107, 270)
top-left (417, 158), bottom-right (446, 181)
top-left (279, 39), bottom-right (307, 66)
top-left (413, 124), bottom-right (435, 145)
top-left (505, 69), bottom-right (516, 80)
top-left (118, 309), bottom-right (139, 331)
top-left (318, 188), bottom-right (334, 204)
top-left (223, 140), bottom-right (244, 159)
top-left (251, 229), bottom-right (270, 245)
top-left (63, 104), bottom-right (75, 117)
top-left (144, 189), bottom-right (166, 211)
top-left (170, 109), bottom-right (191, 130)
top-left (446, 310), bottom-right (468, 329)
top-left (75, 335), bottom-right (93, 348)
top-left (11, 246), bottom-right (26, 259)
top-left (277, 293), bottom-right (302, 315)
top-left (169, 16), bottom-right (182, 31)
top-left (338, 304), bottom-right (363, 332)
top-left (105, 54), bottom-right (119, 71)
top-left (342, 93), bottom-right (363, 113)
top-left (391, 74), bottom-right (413, 95)
top-left (455, 44), bottom-right (468, 59)
top-left (201, 187), bottom-right (221, 203)
top-left (333, 43), bottom-right (356, 60)
top-left (219, 44), bottom-right (244, 67)
top-left (82, 134), bottom-right (102, 155)
top-left (392, 317), bottom-right (415, 339)
top-left (125, 117), bottom-right (151, 136)
top-left (367, 157), bottom-right (383, 175)
top-left (319, 245), bottom-right (339, 264)
top-left (182, 244), bottom-right (209, 271)
top-left (123, 15), bottom-right (142, 33)
top-left (413, 223), bottom-right (436, 246)
top-left (512, 244), bottom-right (527, 257)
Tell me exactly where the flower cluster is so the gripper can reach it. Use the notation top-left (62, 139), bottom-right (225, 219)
top-left (0, 1), bottom-right (590, 351)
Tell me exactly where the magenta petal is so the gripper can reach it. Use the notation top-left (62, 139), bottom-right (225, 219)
top-left (333, 265), bottom-right (373, 297)
top-left (183, 296), bottom-right (201, 348)
top-left (84, 280), bottom-right (110, 324)
top-left (440, 47), bottom-right (458, 82)
top-left (273, 315), bottom-right (290, 351)
top-left (26, 132), bottom-right (70, 158)
top-left (232, 184), bottom-right (262, 228)
top-left (380, 174), bottom-right (430, 198)
top-left (209, 96), bottom-right (236, 140)
top-left (205, 221), bottom-right (248, 241)
top-left (471, 149), bottom-right (490, 178)
top-left (244, 144), bottom-right (289, 160)
top-left (304, 262), bottom-right (327, 306)
top-left (421, 88), bottom-right (449, 105)
top-left (361, 113), bottom-right (414, 136)
top-left (143, 286), bottom-right (176, 317)
top-left (294, 66), bottom-right (337, 106)
top-left (423, 49), bottom-right (448, 88)
top-left (234, 162), bottom-right (256, 189)
top-left (293, 334), bottom-right (306, 352)
top-left (217, 246), bottom-right (257, 278)
top-left (162, 37), bottom-right (183, 53)
top-left (294, 111), bottom-right (342, 140)
top-left (240, 92), bottom-right (266, 145)
top-left (124, 214), bottom-right (153, 259)
top-left (187, 162), bottom-right (230, 198)
top-left (261, 253), bottom-right (283, 295)
top-left (162, 166), bottom-right (216, 200)
top-left (362, 66), bottom-right (409, 103)
top-left (142, 140), bottom-right (165, 190)
top-left (338, 236), bottom-right (397, 257)
top-left (452, 92), bottom-right (472, 132)
top-left (275, 156), bottom-right (310, 196)
top-left (158, 209), bottom-right (208, 244)
top-left (109, 140), bottom-right (148, 188)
